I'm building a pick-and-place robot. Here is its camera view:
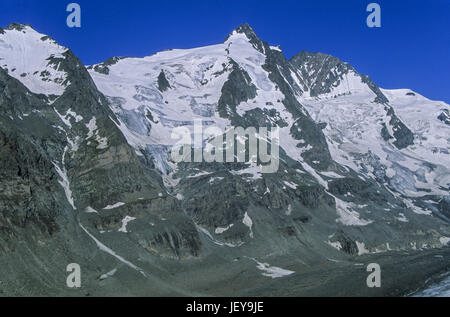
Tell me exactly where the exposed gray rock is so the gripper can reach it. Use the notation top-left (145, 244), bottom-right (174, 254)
top-left (438, 109), bottom-right (450, 125)
top-left (157, 70), bottom-right (171, 92)
top-left (218, 59), bottom-right (257, 120)
top-left (381, 106), bottom-right (415, 149)
top-left (87, 56), bottom-right (123, 75)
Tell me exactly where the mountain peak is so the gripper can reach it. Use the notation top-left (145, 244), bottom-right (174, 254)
top-left (225, 23), bottom-right (260, 42)
top-left (0, 23), bottom-right (70, 96)
top-left (224, 23), bottom-right (266, 54)
top-left (234, 23), bottom-right (257, 36)
top-left (1, 23), bottom-right (55, 42)
top-left (290, 50), bottom-right (345, 67)
top-left (4, 22), bottom-right (33, 32)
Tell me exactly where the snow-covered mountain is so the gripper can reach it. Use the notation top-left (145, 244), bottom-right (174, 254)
top-left (0, 23), bottom-right (449, 296)
top-left (87, 24), bottom-right (449, 220)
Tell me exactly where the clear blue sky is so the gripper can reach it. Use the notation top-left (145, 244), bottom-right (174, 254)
top-left (1, 0), bottom-right (449, 103)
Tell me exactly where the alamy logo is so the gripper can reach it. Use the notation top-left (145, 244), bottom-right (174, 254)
top-left (366, 3), bottom-right (381, 28)
top-left (170, 120), bottom-right (280, 173)
top-left (366, 263), bottom-right (381, 288)
top-left (66, 263), bottom-right (81, 288)
top-left (66, 3), bottom-right (81, 28)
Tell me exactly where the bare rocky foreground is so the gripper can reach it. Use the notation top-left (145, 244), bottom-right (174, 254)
top-left (0, 238), bottom-right (449, 296)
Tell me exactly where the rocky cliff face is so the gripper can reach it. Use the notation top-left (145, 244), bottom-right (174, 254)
top-left (0, 23), bottom-right (449, 296)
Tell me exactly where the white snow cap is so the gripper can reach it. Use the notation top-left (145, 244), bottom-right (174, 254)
top-left (0, 23), bottom-right (69, 96)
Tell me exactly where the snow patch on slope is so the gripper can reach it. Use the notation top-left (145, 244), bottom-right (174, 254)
top-left (118, 216), bottom-right (136, 233)
top-left (52, 162), bottom-right (76, 210)
top-left (251, 258), bottom-right (295, 278)
top-left (103, 202), bottom-right (125, 210)
top-left (79, 223), bottom-right (146, 276)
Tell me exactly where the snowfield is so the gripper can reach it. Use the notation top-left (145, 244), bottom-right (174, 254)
top-left (0, 25), bottom-right (69, 95)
